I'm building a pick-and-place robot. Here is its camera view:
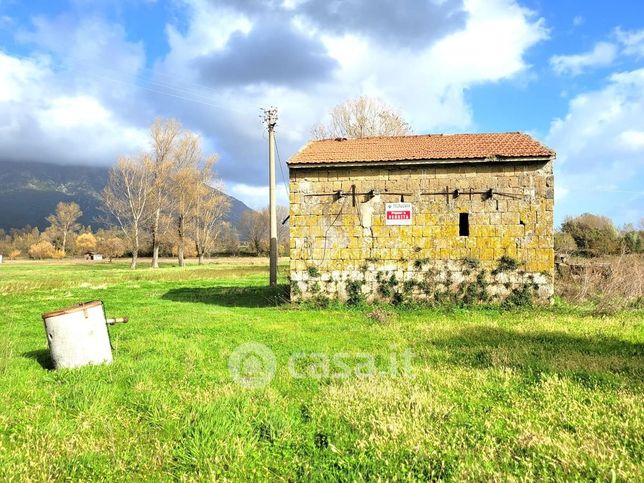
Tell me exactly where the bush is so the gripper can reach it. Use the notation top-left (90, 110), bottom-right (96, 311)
top-left (561, 213), bottom-right (620, 256)
top-left (622, 230), bottom-right (643, 254)
top-left (28, 241), bottom-right (57, 259)
top-left (8, 249), bottom-right (21, 260)
top-left (555, 231), bottom-right (577, 253)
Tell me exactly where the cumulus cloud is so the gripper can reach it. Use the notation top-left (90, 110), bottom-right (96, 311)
top-left (296, 0), bottom-right (468, 48)
top-left (0, 0), bottom-right (549, 210)
top-left (0, 11), bottom-right (151, 165)
top-left (550, 27), bottom-right (644, 77)
top-left (550, 42), bottom-right (617, 76)
top-left (193, 20), bottom-right (338, 88)
top-left (547, 68), bottom-right (644, 225)
top-left (615, 27), bottom-right (644, 58)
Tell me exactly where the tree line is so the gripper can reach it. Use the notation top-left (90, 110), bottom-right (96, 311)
top-left (555, 213), bottom-right (643, 257)
top-left (100, 118), bottom-right (233, 268)
top-left (0, 117), bottom-right (296, 266)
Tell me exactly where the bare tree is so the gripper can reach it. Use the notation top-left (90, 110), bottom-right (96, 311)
top-left (217, 222), bottom-right (240, 255)
top-left (312, 96), bottom-right (412, 139)
top-left (102, 156), bottom-right (154, 269)
top-left (45, 202), bottom-right (82, 255)
top-left (169, 133), bottom-right (218, 267)
top-left (192, 182), bottom-right (230, 265)
top-left (149, 118), bottom-right (182, 269)
top-left (241, 209), bottom-right (268, 256)
top-left (240, 206), bottom-right (289, 256)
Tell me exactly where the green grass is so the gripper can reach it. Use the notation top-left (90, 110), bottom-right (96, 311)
top-left (0, 259), bottom-right (642, 481)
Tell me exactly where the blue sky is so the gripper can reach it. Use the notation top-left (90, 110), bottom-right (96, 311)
top-left (0, 0), bottom-right (642, 226)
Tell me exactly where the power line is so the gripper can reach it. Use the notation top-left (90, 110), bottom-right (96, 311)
top-left (274, 134), bottom-right (289, 199)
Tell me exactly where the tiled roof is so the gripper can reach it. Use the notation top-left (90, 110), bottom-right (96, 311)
top-left (288, 132), bottom-right (555, 166)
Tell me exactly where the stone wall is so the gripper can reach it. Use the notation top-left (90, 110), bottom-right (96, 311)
top-left (289, 160), bottom-right (555, 304)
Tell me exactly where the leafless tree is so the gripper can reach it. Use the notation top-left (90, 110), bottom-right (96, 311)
top-left (192, 181), bottom-right (230, 264)
top-left (217, 222), bottom-right (240, 255)
top-left (169, 133), bottom-right (218, 267)
top-left (45, 201), bottom-right (82, 255)
top-left (149, 118), bottom-right (182, 269)
top-left (240, 206), bottom-right (289, 256)
top-left (312, 96), bottom-right (412, 139)
top-left (241, 209), bottom-right (268, 256)
top-left (102, 155), bottom-right (154, 269)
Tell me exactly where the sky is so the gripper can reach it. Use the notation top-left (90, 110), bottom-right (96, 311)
top-left (0, 0), bottom-right (642, 227)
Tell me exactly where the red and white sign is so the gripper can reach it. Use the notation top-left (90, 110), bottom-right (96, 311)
top-left (385, 202), bottom-right (413, 226)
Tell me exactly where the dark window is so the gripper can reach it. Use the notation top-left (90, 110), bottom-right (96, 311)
top-left (459, 213), bottom-right (469, 237)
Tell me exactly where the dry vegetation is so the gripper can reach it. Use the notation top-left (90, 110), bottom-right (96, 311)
top-left (556, 253), bottom-right (643, 313)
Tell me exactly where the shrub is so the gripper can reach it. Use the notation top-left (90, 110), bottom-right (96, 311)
top-left (8, 249), bottom-right (21, 260)
top-left (622, 230), bottom-right (643, 254)
top-left (554, 231), bottom-right (577, 253)
top-left (561, 213), bottom-right (620, 256)
top-left (28, 241), bottom-right (57, 259)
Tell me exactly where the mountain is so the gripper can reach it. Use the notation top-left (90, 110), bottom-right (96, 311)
top-left (0, 160), bottom-right (253, 232)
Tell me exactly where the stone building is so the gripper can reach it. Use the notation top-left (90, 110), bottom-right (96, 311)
top-left (287, 133), bottom-right (555, 304)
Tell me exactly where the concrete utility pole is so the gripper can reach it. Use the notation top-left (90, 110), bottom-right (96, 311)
top-left (262, 107), bottom-right (278, 287)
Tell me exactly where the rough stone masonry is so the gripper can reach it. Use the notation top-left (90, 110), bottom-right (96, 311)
top-left (287, 133), bottom-right (555, 305)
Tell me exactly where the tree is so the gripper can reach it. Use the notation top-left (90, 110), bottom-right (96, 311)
top-left (240, 209), bottom-right (268, 255)
top-left (561, 213), bottom-right (620, 256)
top-left (192, 183), bottom-right (230, 264)
top-left (312, 96), bottom-right (412, 139)
top-left (76, 232), bottom-right (97, 253)
top-left (217, 222), bottom-right (240, 256)
top-left (149, 118), bottom-right (182, 269)
top-left (102, 155), bottom-right (154, 269)
top-left (46, 202), bottom-right (82, 255)
top-left (97, 233), bottom-right (126, 262)
top-left (168, 132), bottom-right (218, 267)
top-left (28, 240), bottom-right (61, 259)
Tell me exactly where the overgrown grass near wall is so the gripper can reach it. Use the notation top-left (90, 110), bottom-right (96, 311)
top-left (0, 260), bottom-right (642, 480)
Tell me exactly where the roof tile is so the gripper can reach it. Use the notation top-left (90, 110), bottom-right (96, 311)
top-left (288, 132), bottom-right (555, 166)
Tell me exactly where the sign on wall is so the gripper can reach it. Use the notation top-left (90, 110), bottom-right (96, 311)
top-left (385, 202), bottom-right (413, 226)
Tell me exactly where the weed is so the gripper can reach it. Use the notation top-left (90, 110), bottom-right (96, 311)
top-left (502, 283), bottom-right (535, 309)
top-left (307, 266), bottom-right (321, 278)
top-left (494, 255), bottom-right (520, 274)
top-left (346, 279), bottom-right (365, 306)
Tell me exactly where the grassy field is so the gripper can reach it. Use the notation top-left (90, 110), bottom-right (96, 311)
top-left (0, 259), bottom-right (642, 481)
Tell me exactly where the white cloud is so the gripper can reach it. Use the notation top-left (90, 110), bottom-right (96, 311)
top-left (619, 130), bottom-right (644, 150)
top-left (550, 41), bottom-right (617, 76)
top-left (0, 0), bottom-right (549, 211)
top-left (615, 27), bottom-right (644, 58)
top-left (547, 68), bottom-right (644, 224)
top-left (138, 0), bottom-right (547, 205)
top-left (550, 27), bottom-right (644, 77)
top-left (0, 13), bottom-right (160, 167)
top-left (227, 182), bottom-right (289, 210)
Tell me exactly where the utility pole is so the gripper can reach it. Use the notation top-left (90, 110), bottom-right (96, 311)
top-left (262, 107), bottom-right (278, 287)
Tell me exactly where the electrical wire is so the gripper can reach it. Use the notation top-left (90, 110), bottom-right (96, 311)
top-left (274, 134), bottom-right (290, 199)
